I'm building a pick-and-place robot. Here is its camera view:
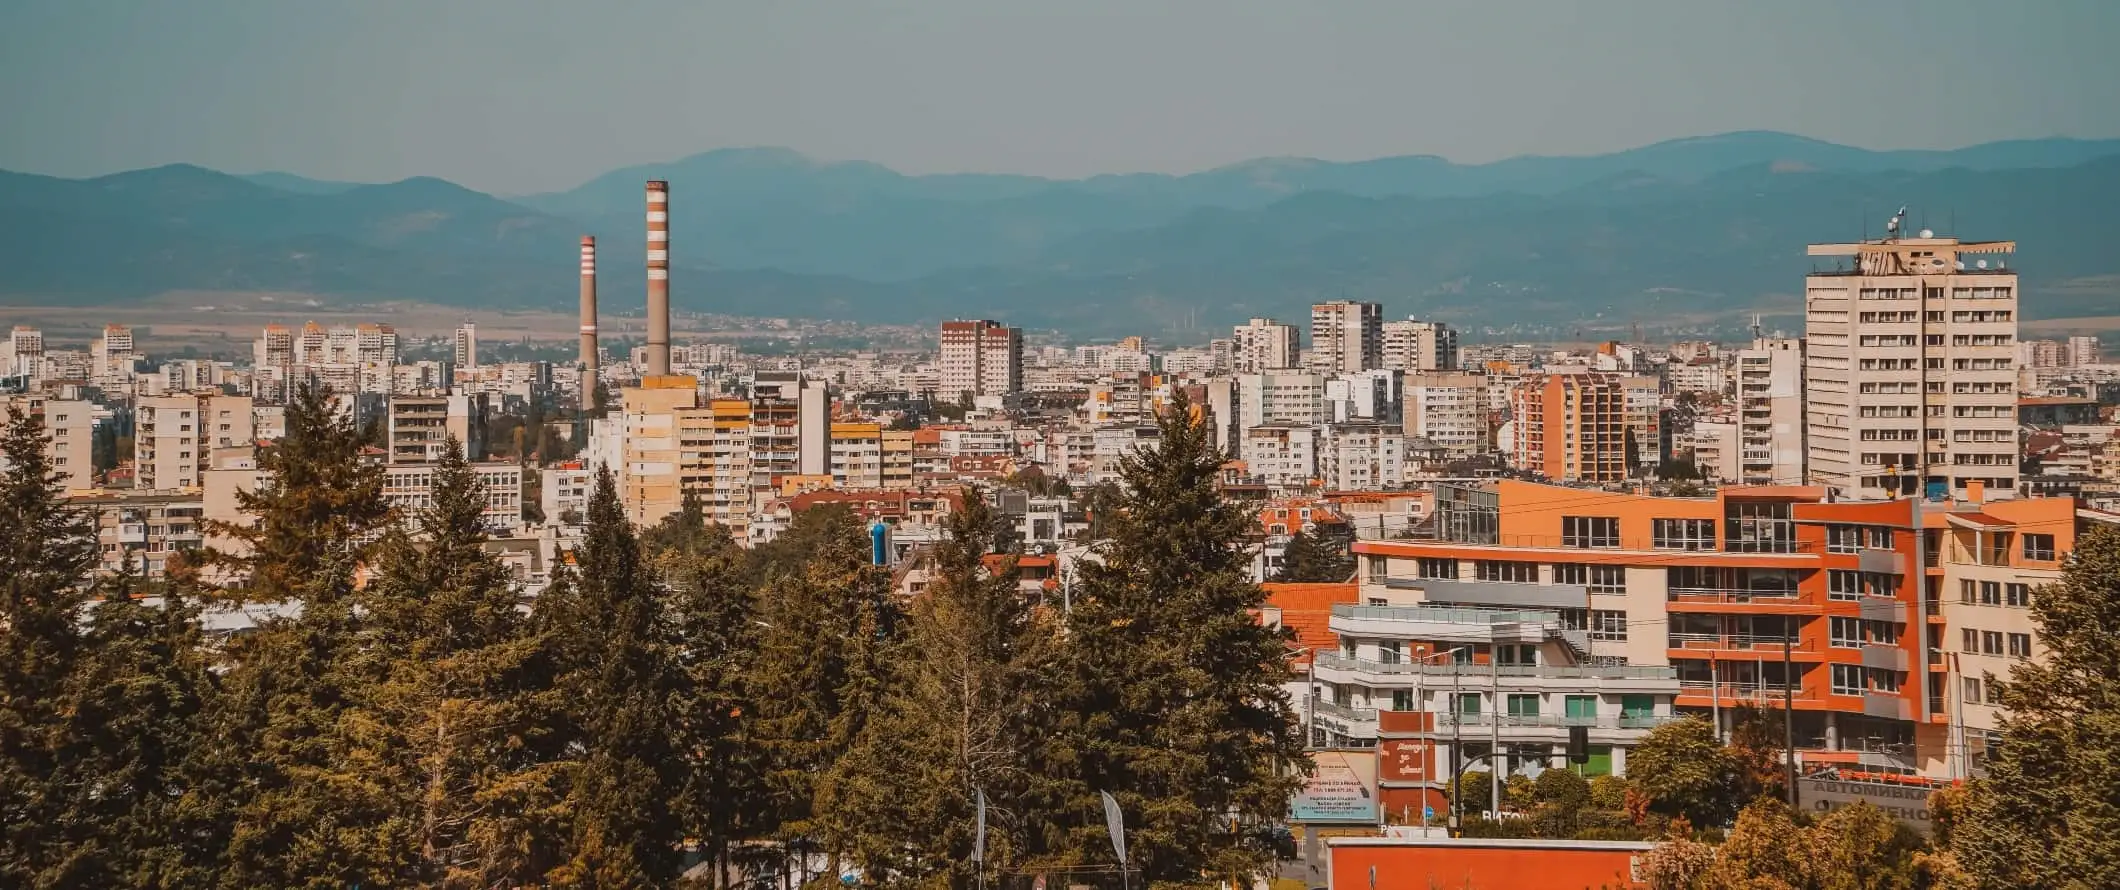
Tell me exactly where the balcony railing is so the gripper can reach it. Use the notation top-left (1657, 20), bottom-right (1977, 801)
top-left (1678, 679), bottom-right (1802, 701)
top-left (1332, 604), bottom-right (1563, 625)
top-left (1310, 699), bottom-right (1377, 722)
top-left (1314, 653), bottom-right (1675, 682)
top-left (1667, 587), bottom-right (1801, 605)
top-left (1669, 633), bottom-right (1804, 652)
top-left (1439, 712), bottom-right (1684, 731)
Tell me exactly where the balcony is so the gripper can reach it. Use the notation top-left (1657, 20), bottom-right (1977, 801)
top-left (1669, 632), bottom-right (1805, 654)
top-left (1439, 712), bottom-right (1684, 733)
top-left (1863, 693), bottom-right (1914, 721)
top-left (1329, 604), bottom-right (1563, 644)
top-left (1312, 653), bottom-right (1675, 692)
top-left (1378, 576), bottom-right (1590, 609)
top-left (1861, 645), bottom-right (1910, 672)
top-left (1667, 586), bottom-right (1801, 606)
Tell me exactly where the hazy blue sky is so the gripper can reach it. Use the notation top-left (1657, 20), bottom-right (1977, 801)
top-left (3, 0), bottom-right (2116, 194)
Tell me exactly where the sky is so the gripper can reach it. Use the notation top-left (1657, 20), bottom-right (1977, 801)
top-left (3, 0), bottom-right (2118, 195)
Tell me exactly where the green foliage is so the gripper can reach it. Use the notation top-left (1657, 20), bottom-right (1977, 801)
top-left (1628, 717), bottom-right (1744, 827)
top-left (1452, 770), bottom-right (1493, 815)
top-left (1049, 391), bottom-right (1306, 882)
top-left (1274, 528), bottom-right (1355, 583)
top-left (1589, 774), bottom-right (1632, 811)
top-left (819, 493), bottom-right (1061, 886)
top-left (1954, 524), bottom-right (2120, 889)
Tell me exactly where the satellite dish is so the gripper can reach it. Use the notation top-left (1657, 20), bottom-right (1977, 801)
top-left (1997, 261), bottom-right (2005, 270)
top-left (1976, 260), bottom-right (1989, 270)
top-left (1955, 261), bottom-right (1966, 270)
top-left (1919, 229), bottom-right (1934, 239)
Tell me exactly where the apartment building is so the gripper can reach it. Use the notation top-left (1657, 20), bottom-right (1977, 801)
top-left (77, 489), bottom-right (207, 578)
top-left (454, 323), bottom-right (478, 368)
top-left (1735, 337), bottom-right (1806, 485)
top-left (1319, 422), bottom-right (1405, 492)
top-left (938, 320), bottom-right (1023, 400)
top-left (1310, 301), bottom-right (1383, 375)
top-left (381, 461), bottom-right (525, 537)
top-left (1351, 479), bottom-right (2109, 779)
top-left (1325, 370), bottom-right (1401, 424)
top-left (1232, 317), bottom-right (1302, 373)
top-left (1508, 372), bottom-right (1630, 483)
top-left (1402, 372), bottom-right (1489, 457)
top-left (1243, 422), bottom-right (1320, 491)
top-left (385, 393), bottom-right (487, 464)
top-left (4, 326), bottom-right (44, 379)
top-left (1804, 232), bottom-right (2020, 499)
top-left (137, 393), bottom-right (255, 491)
top-left (1237, 370), bottom-right (1326, 431)
top-left (5, 394), bottom-right (97, 492)
top-left (1382, 320), bottom-right (1458, 372)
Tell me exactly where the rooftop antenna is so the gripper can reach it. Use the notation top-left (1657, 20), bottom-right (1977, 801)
top-left (1885, 206), bottom-right (1906, 240)
top-left (1750, 313), bottom-right (1764, 342)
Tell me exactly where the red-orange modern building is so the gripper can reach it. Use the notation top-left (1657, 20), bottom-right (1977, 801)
top-left (1348, 480), bottom-right (2110, 778)
top-left (1330, 837), bottom-right (1652, 890)
top-left (1508, 373), bottom-right (1629, 483)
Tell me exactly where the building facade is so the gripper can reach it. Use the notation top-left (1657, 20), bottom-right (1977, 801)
top-left (938, 320), bottom-right (1024, 400)
top-left (1311, 301), bottom-right (1384, 376)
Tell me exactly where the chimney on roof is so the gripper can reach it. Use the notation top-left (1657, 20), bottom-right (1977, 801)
top-left (579, 235), bottom-right (599, 407)
top-left (645, 180), bottom-right (671, 377)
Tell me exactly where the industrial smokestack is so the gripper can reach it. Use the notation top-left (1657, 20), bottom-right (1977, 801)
top-left (645, 180), bottom-right (671, 377)
top-left (578, 235), bottom-right (599, 407)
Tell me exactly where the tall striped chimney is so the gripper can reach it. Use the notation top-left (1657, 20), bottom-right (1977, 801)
top-left (578, 235), bottom-right (599, 407)
top-left (644, 180), bottom-right (671, 377)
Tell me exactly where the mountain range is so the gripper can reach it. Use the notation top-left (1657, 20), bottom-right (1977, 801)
top-left (5, 130), bottom-right (2119, 337)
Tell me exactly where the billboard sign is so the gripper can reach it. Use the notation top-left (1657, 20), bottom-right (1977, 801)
top-left (1799, 778), bottom-right (1935, 836)
top-left (1291, 750), bottom-right (1380, 824)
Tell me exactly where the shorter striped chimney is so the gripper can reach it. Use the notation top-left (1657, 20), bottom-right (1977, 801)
top-left (645, 180), bottom-right (671, 377)
top-left (578, 235), bottom-right (599, 407)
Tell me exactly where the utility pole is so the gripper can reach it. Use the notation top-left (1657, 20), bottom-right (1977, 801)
top-left (1784, 630), bottom-right (1799, 810)
top-left (1490, 649), bottom-right (1501, 816)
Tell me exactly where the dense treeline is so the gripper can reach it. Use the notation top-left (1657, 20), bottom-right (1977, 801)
top-left (0, 386), bottom-right (1302, 889)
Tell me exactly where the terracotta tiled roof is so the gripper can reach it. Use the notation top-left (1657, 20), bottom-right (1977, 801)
top-left (1261, 581), bottom-right (1358, 665)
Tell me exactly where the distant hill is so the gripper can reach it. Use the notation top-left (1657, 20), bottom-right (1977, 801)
top-left (4, 132), bottom-right (2120, 336)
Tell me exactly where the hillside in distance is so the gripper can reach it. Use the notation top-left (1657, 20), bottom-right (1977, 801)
top-left (3, 132), bottom-right (2119, 336)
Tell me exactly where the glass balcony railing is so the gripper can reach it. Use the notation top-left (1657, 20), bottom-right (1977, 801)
top-left (1312, 653), bottom-right (1675, 682)
top-left (1332, 604), bottom-right (1564, 625)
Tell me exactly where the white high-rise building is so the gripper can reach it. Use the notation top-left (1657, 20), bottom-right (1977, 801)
top-left (4, 395), bottom-right (96, 492)
top-left (1734, 337), bottom-right (1806, 485)
top-left (1319, 422), bottom-right (1406, 491)
top-left (2067, 335), bottom-right (2102, 367)
top-left (1804, 228), bottom-right (2019, 499)
top-left (1381, 319), bottom-right (1458, 372)
top-left (1236, 370), bottom-right (1325, 431)
top-left (1309, 301), bottom-right (1383, 375)
top-left (454, 323), bottom-right (479, 368)
top-left (1231, 317), bottom-right (1301, 373)
top-left (5, 326), bottom-right (44, 379)
top-left (938, 320), bottom-right (1023, 400)
top-left (137, 393), bottom-right (254, 491)
top-left (1402, 372), bottom-right (1488, 456)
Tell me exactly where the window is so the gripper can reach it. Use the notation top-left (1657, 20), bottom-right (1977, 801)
top-left (1832, 664), bottom-right (1866, 695)
top-left (1496, 644), bottom-right (1537, 666)
top-left (1653, 518), bottom-right (1715, 551)
top-left (1829, 570), bottom-right (1862, 601)
top-left (1962, 628), bottom-right (1979, 653)
top-left (1963, 677), bottom-right (1982, 705)
top-left (1563, 516), bottom-right (1619, 548)
top-left (2007, 633), bottom-right (2032, 658)
top-left (1826, 524), bottom-right (1862, 553)
top-left (1417, 557), bottom-right (1458, 579)
top-left (2024, 534), bottom-right (2056, 562)
top-left (1958, 579), bottom-right (1975, 603)
top-left (1392, 689), bottom-right (1416, 711)
top-left (1455, 693), bottom-right (1481, 716)
top-left (1564, 695), bottom-right (1598, 722)
top-left (2005, 583), bottom-right (2030, 607)
top-left (1378, 641), bottom-right (1403, 665)
top-left (1830, 617), bottom-right (1864, 648)
top-left (1590, 610), bottom-right (1629, 642)
top-left (1872, 671), bottom-right (1902, 693)
top-left (1982, 631), bottom-right (2003, 655)
top-left (1554, 563), bottom-right (1625, 594)
top-left (1867, 527), bottom-right (1893, 549)
top-left (1476, 560), bottom-right (1536, 583)
top-left (1366, 555), bottom-right (1387, 582)
top-left (1506, 694), bottom-right (1541, 718)
top-left (1979, 581), bottom-right (2001, 606)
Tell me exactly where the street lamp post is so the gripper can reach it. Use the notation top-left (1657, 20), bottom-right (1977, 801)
top-left (1410, 645), bottom-right (1469, 827)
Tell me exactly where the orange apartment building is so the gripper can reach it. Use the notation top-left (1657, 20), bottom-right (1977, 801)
top-left (1509, 372), bottom-right (1630, 483)
top-left (1351, 479), bottom-right (2113, 778)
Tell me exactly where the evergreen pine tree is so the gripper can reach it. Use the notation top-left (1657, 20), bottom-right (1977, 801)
top-left (336, 438), bottom-right (568, 887)
top-left (745, 503), bottom-right (898, 880)
top-left (1274, 528), bottom-right (1355, 583)
top-left (541, 467), bottom-right (683, 887)
top-left (1955, 524), bottom-right (2120, 888)
top-left (196, 382), bottom-right (391, 887)
top-left (1052, 391), bottom-right (1306, 884)
top-left (643, 491), bottom-right (770, 889)
top-left (59, 555), bottom-right (218, 888)
top-left (818, 492), bottom-right (1061, 886)
top-left (0, 406), bottom-right (101, 886)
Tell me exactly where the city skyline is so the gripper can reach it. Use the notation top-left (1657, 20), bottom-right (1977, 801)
top-left (2, 1), bottom-right (2117, 192)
